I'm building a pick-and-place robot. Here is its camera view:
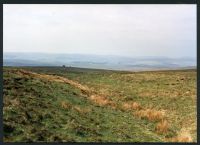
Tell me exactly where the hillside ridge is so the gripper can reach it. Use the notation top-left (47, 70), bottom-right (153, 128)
top-left (13, 69), bottom-right (194, 142)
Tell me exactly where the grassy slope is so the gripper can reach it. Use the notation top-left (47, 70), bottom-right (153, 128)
top-left (3, 68), bottom-right (163, 142)
top-left (21, 67), bottom-right (197, 142)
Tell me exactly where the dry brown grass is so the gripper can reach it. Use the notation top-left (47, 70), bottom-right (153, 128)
top-left (90, 95), bottom-right (116, 109)
top-left (73, 106), bottom-right (91, 114)
top-left (4, 98), bottom-right (20, 107)
top-left (73, 106), bottom-right (82, 113)
top-left (11, 99), bottom-right (20, 106)
top-left (134, 108), bottom-right (165, 121)
top-left (122, 102), bottom-right (142, 111)
top-left (166, 128), bottom-right (193, 142)
top-left (89, 95), bottom-right (115, 108)
top-left (155, 119), bottom-right (169, 134)
top-left (168, 136), bottom-right (192, 142)
top-left (61, 101), bottom-right (71, 109)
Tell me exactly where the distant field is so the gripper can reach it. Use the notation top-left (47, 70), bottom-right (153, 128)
top-left (3, 66), bottom-right (197, 142)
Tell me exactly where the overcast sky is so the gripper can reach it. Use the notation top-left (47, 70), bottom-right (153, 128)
top-left (3, 4), bottom-right (196, 58)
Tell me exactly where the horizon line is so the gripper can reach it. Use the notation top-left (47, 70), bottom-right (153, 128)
top-left (3, 51), bottom-right (196, 59)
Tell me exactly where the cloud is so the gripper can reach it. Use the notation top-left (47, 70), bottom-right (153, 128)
top-left (3, 4), bottom-right (196, 58)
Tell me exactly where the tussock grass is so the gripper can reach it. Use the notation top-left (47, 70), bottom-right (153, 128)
top-left (134, 109), bottom-right (165, 121)
top-left (122, 102), bottom-right (142, 111)
top-left (166, 128), bottom-right (193, 142)
top-left (61, 101), bottom-right (71, 109)
top-left (89, 95), bottom-right (115, 107)
top-left (155, 120), bottom-right (169, 134)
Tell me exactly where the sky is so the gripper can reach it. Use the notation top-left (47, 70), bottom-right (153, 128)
top-left (3, 4), bottom-right (196, 58)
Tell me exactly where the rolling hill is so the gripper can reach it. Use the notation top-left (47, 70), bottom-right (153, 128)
top-left (3, 67), bottom-right (197, 142)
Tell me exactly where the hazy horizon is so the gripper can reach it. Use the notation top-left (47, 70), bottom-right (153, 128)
top-left (4, 4), bottom-right (196, 58)
top-left (4, 52), bottom-right (196, 71)
top-left (3, 51), bottom-right (196, 59)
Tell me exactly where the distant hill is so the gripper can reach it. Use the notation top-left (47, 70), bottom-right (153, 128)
top-left (3, 52), bottom-right (196, 71)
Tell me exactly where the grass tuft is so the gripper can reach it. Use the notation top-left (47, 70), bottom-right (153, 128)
top-left (61, 101), bottom-right (71, 109)
top-left (155, 119), bottom-right (169, 134)
top-left (134, 109), bottom-right (165, 121)
top-left (122, 102), bottom-right (142, 111)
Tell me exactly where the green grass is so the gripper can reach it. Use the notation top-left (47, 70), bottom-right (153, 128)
top-left (3, 68), bottom-right (163, 142)
top-left (3, 67), bottom-right (197, 142)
